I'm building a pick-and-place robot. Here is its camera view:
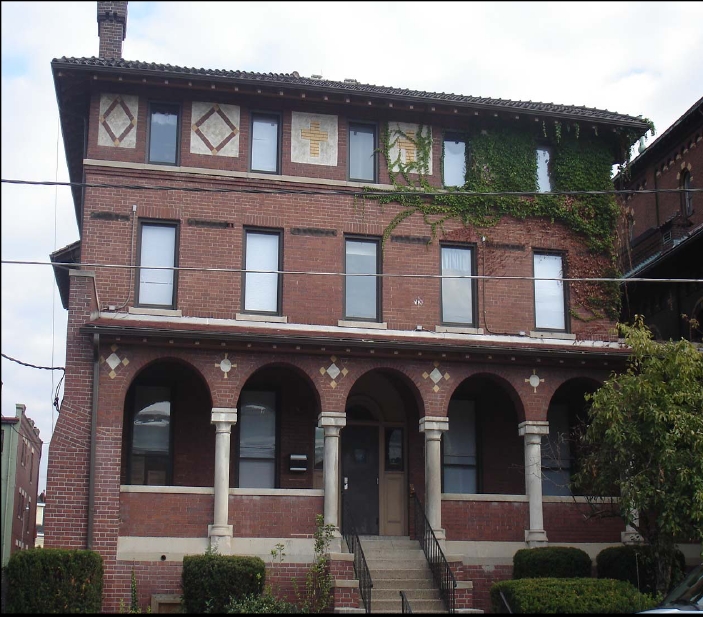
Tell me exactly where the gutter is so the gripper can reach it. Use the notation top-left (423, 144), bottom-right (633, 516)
top-left (87, 333), bottom-right (99, 550)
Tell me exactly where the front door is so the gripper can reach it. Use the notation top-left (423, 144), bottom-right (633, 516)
top-left (342, 425), bottom-right (379, 535)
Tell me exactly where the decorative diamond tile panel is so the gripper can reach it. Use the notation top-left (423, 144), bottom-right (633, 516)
top-left (215, 352), bottom-right (236, 379)
top-left (291, 112), bottom-right (338, 166)
top-left (422, 360), bottom-right (450, 393)
top-left (319, 355), bottom-right (347, 389)
top-left (429, 368), bottom-right (443, 384)
top-left (98, 94), bottom-right (138, 148)
top-left (100, 344), bottom-right (129, 379)
top-left (190, 102), bottom-right (240, 157)
top-left (387, 122), bottom-right (432, 174)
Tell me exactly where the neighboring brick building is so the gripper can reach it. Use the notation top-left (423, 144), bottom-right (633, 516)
top-left (618, 97), bottom-right (703, 342)
top-left (45, 2), bottom-right (700, 613)
top-left (1, 404), bottom-right (43, 567)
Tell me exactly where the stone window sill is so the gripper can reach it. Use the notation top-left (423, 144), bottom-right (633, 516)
top-left (338, 320), bottom-right (388, 330)
top-left (435, 325), bottom-right (484, 335)
top-left (235, 313), bottom-right (288, 323)
top-left (128, 307), bottom-right (182, 317)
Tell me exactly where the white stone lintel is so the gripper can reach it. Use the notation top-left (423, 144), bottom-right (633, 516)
top-left (518, 420), bottom-right (550, 436)
top-left (419, 416), bottom-right (449, 433)
top-left (319, 411), bottom-right (347, 429)
top-left (211, 408), bottom-right (237, 425)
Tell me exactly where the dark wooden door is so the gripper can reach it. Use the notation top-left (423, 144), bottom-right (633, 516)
top-left (342, 425), bottom-right (379, 535)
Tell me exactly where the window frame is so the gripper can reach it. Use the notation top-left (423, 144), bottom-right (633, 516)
top-left (439, 242), bottom-right (477, 327)
top-left (441, 399), bottom-right (481, 494)
top-left (235, 388), bottom-right (280, 489)
top-left (249, 111), bottom-right (282, 174)
top-left (146, 101), bottom-right (181, 166)
top-left (536, 145), bottom-right (554, 193)
top-left (681, 169), bottom-right (693, 216)
top-left (348, 120), bottom-right (378, 183)
top-left (442, 132), bottom-right (468, 188)
top-left (135, 219), bottom-right (180, 310)
top-left (343, 235), bottom-right (382, 322)
top-left (241, 227), bottom-right (283, 316)
top-left (533, 250), bottom-right (569, 332)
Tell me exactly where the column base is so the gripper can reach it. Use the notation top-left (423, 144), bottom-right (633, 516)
top-left (208, 524), bottom-right (233, 554)
top-left (621, 530), bottom-right (643, 544)
top-left (525, 529), bottom-right (548, 547)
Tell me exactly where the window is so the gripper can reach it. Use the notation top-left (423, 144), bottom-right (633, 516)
top-left (345, 238), bottom-right (380, 321)
top-left (243, 229), bottom-right (282, 314)
top-left (443, 135), bottom-right (466, 187)
top-left (251, 113), bottom-right (280, 173)
top-left (314, 426), bottom-right (324, 471)
top-left (441, 245), bottom-right (475, 325)
top-left (682, 170), bottom-right (693, 216)
top-left (536, 147), bottom-right (553, 193)
top-left (148, 103), bottom-right (180, 165)
top-left (534, 252), bottom-right (566, 331)
top-left (542, 404), bottom-right (572, 496)
top-left (239, 390), bottom-right (277, 488)
top-left (130, 386), bottom-right (171, 485)
top-left (137, 221), bottom-right (178, 308)
top-left (349, 122), bottom-right (376, 182)
top-left (443, 400), bottom-right (477, 493)
top-left (385, 428), bottom-right (404, 471)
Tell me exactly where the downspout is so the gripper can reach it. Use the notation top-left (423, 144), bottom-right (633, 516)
top-left (653, 167), bottom-right (660, 227)
top-left (87, 332), bottom-right (99, 549)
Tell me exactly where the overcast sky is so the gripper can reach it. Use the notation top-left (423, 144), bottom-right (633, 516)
top-left (2, 1), bottom-right (702, 492)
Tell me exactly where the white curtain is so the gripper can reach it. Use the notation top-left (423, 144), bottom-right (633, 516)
top-left (139, 225), bottom-right (175, 306)
top-left (245, 232), bottom-right (279, 312)
top-left (442, 247), bottom-right (473, 324)
top-left (534, 254), bottom-right (565, 330)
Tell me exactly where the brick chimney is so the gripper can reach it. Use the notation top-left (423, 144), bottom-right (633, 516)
top-left (97, 1), bottom-right (128, 59)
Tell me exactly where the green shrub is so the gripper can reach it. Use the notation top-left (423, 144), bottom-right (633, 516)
top-left (225, 592), bottom-right (301, 613)
top-left (181, 554), bottom-right (265, 613)
top-left (596, 545), bottom-right (686, 594)
top-left (490, 578), bottom-right (658, 613)
top-left (4, 548), bottom-right (103, 613)
top-left (513, 546), bottom-right (592, 579)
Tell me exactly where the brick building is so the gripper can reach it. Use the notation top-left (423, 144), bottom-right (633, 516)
top-left (618, 97), bottom-right (703, 342)
top-left (1, 404), bottom-right (43, 567)
top-left (45, 2), bottom-right (698, 612)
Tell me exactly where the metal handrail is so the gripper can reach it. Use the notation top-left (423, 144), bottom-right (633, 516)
top-left (411, 492), bottom-right (457, 613)
top-left (341, 497), bottom-right (373, 613)
top-left (400, 590), bottom-right (413, 613)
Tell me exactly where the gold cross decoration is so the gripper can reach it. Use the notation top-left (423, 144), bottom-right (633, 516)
top-left (525, 369), bottom-right (545, 394)
top-left (300, 121), bottom-right (329, 157)
top-left (396, 131), bottom-right (417, 163)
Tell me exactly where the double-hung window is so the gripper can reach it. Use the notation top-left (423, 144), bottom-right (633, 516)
top-left (345, 238), bottom-right (380, 321)
top-left (443, 399), bottom-right (477, 493)
top-left (148, 103), bottom-right (180, 165)
top-left (251, 113), bottom-right (280, 173)
top-left (349, 122), bottom-right (377, 182)
top-left (443, 135), bottom-right (466, 187)
top-left (137, 221), bottom-right (178, 309)
top-left (239, 390), bottom-right (277, 488)
top-left (536, 147), bottom-right (553, 193)
top-left (441, 245), bottom-right (475, 325)
top-left (534, 252), bottom-right (566, 331)
top-left (243, 229), bottom-right (282, 314)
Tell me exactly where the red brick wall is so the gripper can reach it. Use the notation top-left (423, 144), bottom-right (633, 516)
top-left (543, 500), bottom-right (624, 543)
top-left (463, 564), bottom-right (513, 613)
top-left (443, 500), bottom-right (528, 542)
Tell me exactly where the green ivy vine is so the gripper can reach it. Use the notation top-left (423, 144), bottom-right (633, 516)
top-left (359, 119), bottom-right (650, 321)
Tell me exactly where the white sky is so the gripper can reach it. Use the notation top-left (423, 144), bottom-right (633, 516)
top-left (2, 1), bottom-right (703, 492)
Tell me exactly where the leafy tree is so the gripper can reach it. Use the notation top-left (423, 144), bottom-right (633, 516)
top-left (574, 316), bottom-right (703, 593)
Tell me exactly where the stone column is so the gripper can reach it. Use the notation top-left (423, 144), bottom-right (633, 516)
top-left (518, 420), bottom-right (549, 546)
top-left (319, 412), bottom-right (346, 532)
top-left (622, 509), bottom-right (642, 544)
top-left (208, 407), bottom-right (237, 554)
top-left (419, 416), bottom-right (449, 540)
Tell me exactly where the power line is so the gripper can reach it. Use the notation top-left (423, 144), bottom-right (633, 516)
top-left (2, 178), bottom-right (701, 197)
top-left (1, 353), bottom-right (65, 372)
top-left (2, 259), bottom-right (701, 284)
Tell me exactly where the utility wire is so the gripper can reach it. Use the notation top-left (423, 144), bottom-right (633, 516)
top-left (1, 353), bottom-right (65, 372)
top-left (2, 259), bottom-right (701, 284)
top-left (2, 178), bottom-right (701, 197)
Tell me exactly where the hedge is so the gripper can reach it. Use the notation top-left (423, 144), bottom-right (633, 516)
top-left (4, 548), bottom-right (103, 613)
top-left (513, 546), bottom-right (592, 579)
top-left (181, 554), bottom-right (265, 613)
top-left (491, 577), bottom-right (658, 613)
top-left (225, 592), bottom-right (301, 613)
top-left (596, 545), bottom-right (686, 594)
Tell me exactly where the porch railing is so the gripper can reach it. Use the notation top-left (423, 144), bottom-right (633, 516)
top-left (400, 590), bottom-right (413, 613)
top-left (411, 492), bottom-right (456, 613)
top-left (341, 497), bottom-right (373, 613)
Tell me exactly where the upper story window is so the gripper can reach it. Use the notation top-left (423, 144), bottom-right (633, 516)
top-left (534, 252), bottom-right (566, 331)
top-left (349, 122), bottom-right (377, 182)
top-left (243, 229), bottom-right (282, 315)
top-left (148, 103), bottom-right (180, 165)
top-left (130, 386), bottom-right (172, 486)
top-left (137, 221), bottom-right (178, 309)
top-left (238, 390), bottom-right (277, 488)
top-left (251, 113), bottom-right (280, 173)
top-left (345, 237), bottom-right (380, 321)
top-left (443, 399), bottom-right (477, 493)
top-left (536, 147), bottom-right (553, 193)
top-left (682, 169), bottom-right (693, 216)
top-left (443, 135), bottom-right (466, 187)
top-left (441, 245), bottom-right (475, 325)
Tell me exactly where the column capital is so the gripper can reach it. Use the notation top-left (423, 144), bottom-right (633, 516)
top-left (419, 416), bottom-right (449, 433)
top-left (518, 420), bottom-right (549, 436)
top-left (211, 407), bottom-right (237, 426)
top-left (319, 411), bottom-right (347, 430)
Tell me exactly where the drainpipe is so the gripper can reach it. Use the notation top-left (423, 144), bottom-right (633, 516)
top-left (87, 333), bottom-right (99, 549)
top-left (653, 168), bottom-right (660, 227)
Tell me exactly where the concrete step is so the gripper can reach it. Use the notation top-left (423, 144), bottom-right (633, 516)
top-left (373, 588), bottom-right (441, 601)
top-left (363, 547), bottom-right (426, 559)
top-left (366, 555), bottom-right (429, 567)
top-left (368, 567), bottom-right (433, 579)
top-left (372, 577), bottom-right (437, 590)
top-left (372, 597), bottom-right (446, 612)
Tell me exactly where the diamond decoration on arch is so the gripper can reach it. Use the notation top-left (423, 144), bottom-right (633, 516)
top-left (422, 361), bottom-right (450, 393)
top-left (99, 344), bottom-right (130, 379)
top-left (319, 355), bottom-right (348, 389)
